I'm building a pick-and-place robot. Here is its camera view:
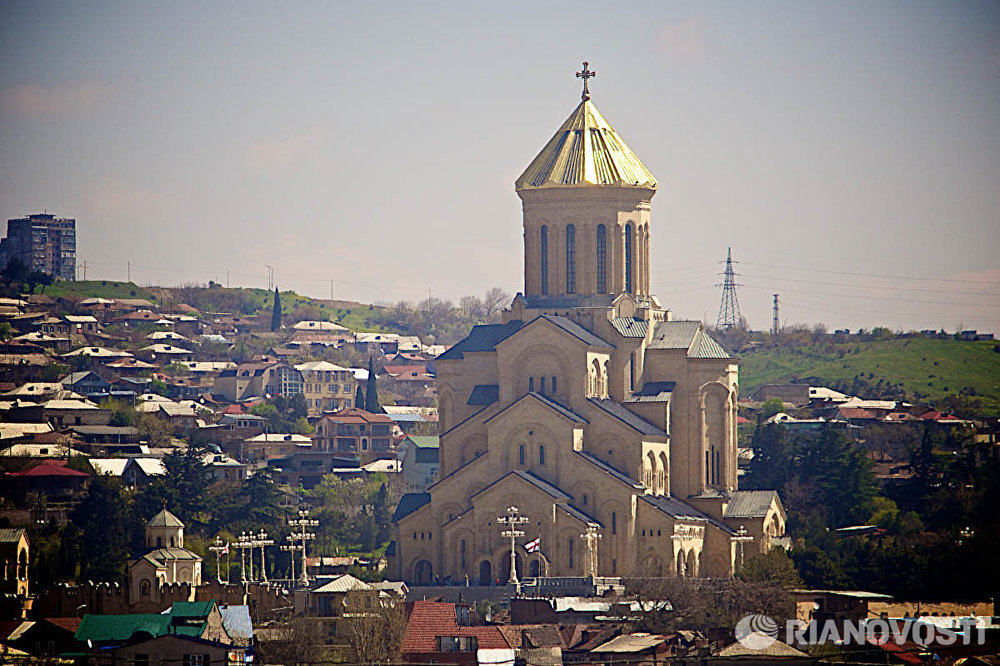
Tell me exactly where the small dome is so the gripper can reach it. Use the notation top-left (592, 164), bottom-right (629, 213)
top-left (147, 508), bottom-right (184, 528)
top-left (516, 99), bottom-right (657, 190)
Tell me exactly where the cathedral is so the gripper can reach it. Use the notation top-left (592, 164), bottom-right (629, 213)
top-left (390, 66), bottom-right (784, 585)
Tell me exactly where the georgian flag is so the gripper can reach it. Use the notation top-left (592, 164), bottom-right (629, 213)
top-left (524, 537), bottom-right (540, 553)
top-left (221, 544), bottom-right (229, 555)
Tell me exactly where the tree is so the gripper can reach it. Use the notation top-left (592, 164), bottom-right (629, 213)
top-left (25, 270), bottom-right (53, 294)
top-left (271, 287), bottom-right (282, 331)
top-left (70, 475), bottom-right (130, 582)
top-left (345, 594), bottom-right (407, 664)
top-left (355, 385), bottom-right (364, 409)
top-left (364, 356), bottom-right (381, 413)
top-left (161, 445), bottom-right (210, 521)
top-left (739, 548), bottom-right (803, 588)
top-left (1, 258), bottom-right (29, 293)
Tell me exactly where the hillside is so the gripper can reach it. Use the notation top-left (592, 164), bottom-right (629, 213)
top-left (738, 337), bottom-right (1000, 414)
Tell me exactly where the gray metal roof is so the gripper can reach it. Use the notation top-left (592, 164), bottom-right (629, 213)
top-left (648, 320), bottom-right (702, 349)
top-left (558, 503), bottom-right (602, 527)
top-left (436, 321), bottom-right (523, 360)
top-left (588, 398), bottom-right (667, 437)
top-left (648, 321), bottom-right (732, 359)
top-left (467, 384), bottom-right (499, 406)
top-left (724, 490), bottom-right (778, 518)
top-left (391, 492), bottom-right (431, 522)
top-left (623, 381), bottom-right (675, 404)
top-left (0, 528), bottom-right (26, 543)
top-left (472, 470), bottom-right (572, 502)
top-left (610, 318), bottom-right (649, 338)
top-left (640, 495), bottom-right (735, 534)
top-left (575, 451), bottom-right (644, 489)
top-left (537, 315), bottom-right (614, 349)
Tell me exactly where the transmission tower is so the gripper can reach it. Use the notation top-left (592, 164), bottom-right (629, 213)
top-left (715, 247), bottom-right (742, 329)
top-left (771, 294), bottom-right (780, 336)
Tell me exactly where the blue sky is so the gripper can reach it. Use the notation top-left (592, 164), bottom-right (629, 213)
top-left (2, 1), bottom-right (998, 331)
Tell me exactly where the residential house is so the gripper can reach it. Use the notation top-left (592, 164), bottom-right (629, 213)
top-left (60, 371), bottom-right (112, 397)
top-left (0, 617), bottom-right (80, 658)
top-left (400, 600), bottom-right (514, 666)
top-left (398, 435), bottom-right (439, 490)
top-left (61, 346), bottom-right (132, 361)
top-left (354, 333), bottom-right (423, 356)
top-left (90, 458), bottom-right (166, 486)
top-left (5, 399), bottom-right (111, 427)
top-left (104, 356), bottom-right (157, 376)
top-left (314, 407), bottom-right (395, 459)
top-left (214, 361), bottom-right (303, 402)
top-left (137, 343), bottom-right (195, 363)
top-left (268, 451), bottom-right (360, 489)
top-left (202, 452), bottom-right (248, 482)
top-left (74, 601), bottom-right (234, 657)
top-left (64, 314), bottom-right (99, 334)
top-left (242, 432), bottom-right (313, 463)
top-left (294, 361), bottom-right (357, 415)
top-left (6, 462), bottom-right (91, 503)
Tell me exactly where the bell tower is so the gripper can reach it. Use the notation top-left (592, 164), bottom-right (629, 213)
top-left (515, 63), bottom-right (658, 310)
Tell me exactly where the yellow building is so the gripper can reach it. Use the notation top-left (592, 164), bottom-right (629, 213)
top-left (294, 361), bottom-right (357, 415)
top-left (390, 70), bottom-right (785, 585)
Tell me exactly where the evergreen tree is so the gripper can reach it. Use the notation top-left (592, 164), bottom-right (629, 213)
top-left (355, 385), bottom-right (364, 409)
top-left (270, 287), bottom-right (282, 331)
top-left (373, 482), bottom-right (391, 544)
top-left (364, 356), bottom-right (381, 413)
top-left (70, 475), bottom-right (130, 582)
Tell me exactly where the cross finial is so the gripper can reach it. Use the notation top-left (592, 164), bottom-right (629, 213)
top-left (576, 61), bottom-right (596, 101)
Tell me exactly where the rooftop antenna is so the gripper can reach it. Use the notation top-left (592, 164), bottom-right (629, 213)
top-left (715, 247), bottom-right (742, 329)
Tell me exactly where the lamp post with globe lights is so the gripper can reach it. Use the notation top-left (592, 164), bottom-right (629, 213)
top-left (209, 536), bottom-right (230, 584)
top-left (731, 525), bottom-right (755, 573)
top-left (497, 505), bottom-right (529, 592)
top-left (257, 529), bottom-right (274, 582)
top-left (288, 509), bottom-right (319, 586)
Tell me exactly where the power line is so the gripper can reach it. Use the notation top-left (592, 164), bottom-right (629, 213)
top-left (740, 260), bottom-right (1000, 285)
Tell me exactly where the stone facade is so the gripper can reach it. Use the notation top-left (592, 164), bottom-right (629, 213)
top-left (390, 90), bottom-right (784, 585)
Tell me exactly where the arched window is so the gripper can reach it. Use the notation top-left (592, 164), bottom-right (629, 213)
top-left (540, 376), bottom-right (546, 394)
top-left (551, 376), bottom-right (557, 393)
top-left (538, 445), bottom-right (545, 465)
top-left (596, 224), bottom-right (607, 293)
top-left (528, 376), bottom-right (534, 392)
top-left (624, 224), bottom-right (634, 294)
top-left (540, 225), bottom-right (549, 295)
top-left (566, 224), bottom-right (576, 294)
top-left (611, 511), bottom-right (617, 535)
top-left (706, 451), bottom-right (711, 485)
top-left (519, 445), bottom-right (525, 465)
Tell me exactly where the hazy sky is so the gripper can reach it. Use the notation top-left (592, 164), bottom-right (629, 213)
top-left (2, 1), bottom-right (998, 332)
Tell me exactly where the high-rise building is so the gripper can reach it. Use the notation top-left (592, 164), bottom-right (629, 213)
top-left (0, 213), bottom-right (77, 281)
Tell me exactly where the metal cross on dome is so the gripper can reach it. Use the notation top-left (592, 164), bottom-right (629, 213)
top-left (576, 61), bottom-right (596, 101)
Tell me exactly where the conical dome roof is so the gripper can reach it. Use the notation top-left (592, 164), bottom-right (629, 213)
top-left (516, 99), bottom-right (657, 190)
top-left (147, 508), bottom-right (184, 528)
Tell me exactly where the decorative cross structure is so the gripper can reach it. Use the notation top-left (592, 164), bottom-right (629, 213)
top-left (730, 525), bottom-right (755, 573)
top-left (209, 536), bottom-right (229, 584)
top-left (497, 505), bottom-right (529, 591)
top-left (288, 508), bottom-right (319, 586)
top-left (580, 525), bottom-right (603, 578)
top-left (576, 61), bottom-right (597, 101)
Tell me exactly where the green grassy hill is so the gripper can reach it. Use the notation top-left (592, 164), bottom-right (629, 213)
top-left (738, 337), bottom-right (1000, 414)
top-left (42, 280), bottom-right (152, 300)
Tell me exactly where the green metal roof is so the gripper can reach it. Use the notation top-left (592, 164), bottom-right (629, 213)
top-left (406, 435), bottom-right (439, 449)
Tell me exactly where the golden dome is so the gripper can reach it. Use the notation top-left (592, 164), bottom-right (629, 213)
top-left (516, 99), bottom-right (657, 191)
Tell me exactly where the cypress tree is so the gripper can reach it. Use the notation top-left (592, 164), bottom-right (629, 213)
top-left (355, 385), bottom-right (364, 409)
top-left (270, 287), bottom-right (282, 332)
top-left (364, 356), bottom-right (381, 413)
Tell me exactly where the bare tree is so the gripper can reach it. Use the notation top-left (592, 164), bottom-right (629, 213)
top-left (482, 287), bottom-right (511, 317)
top-left (257, 616), bottom-right (331, 666)
top-left (345, 593), bottom-right (408, 664)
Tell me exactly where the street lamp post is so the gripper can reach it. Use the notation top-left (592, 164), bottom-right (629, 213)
top-left (281, 542), bottom-right (302, 583)
top-left (257, 529), bottom-right (274, 582)
top-left (209, 536), bottom-right (229, 584)
top-left (497, 506), bottom-right (528, 592)
top-left (288, 509), bottom-right (319, 586)
top-left (580, 525), bottom-right (603, 579)
top-left (236, 531), bottom-right (255, 582)
top-left (731, 525), bottom-right (754, 573)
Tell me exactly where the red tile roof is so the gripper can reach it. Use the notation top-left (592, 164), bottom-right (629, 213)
top-left (9, 462), bottom-right (90, 477)
top-left (401, 601), bottom-right (510, 653)
top-left (838, 407), bottom-right (877, 419)
top-left (321, 407), bottom-right (393, 425)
